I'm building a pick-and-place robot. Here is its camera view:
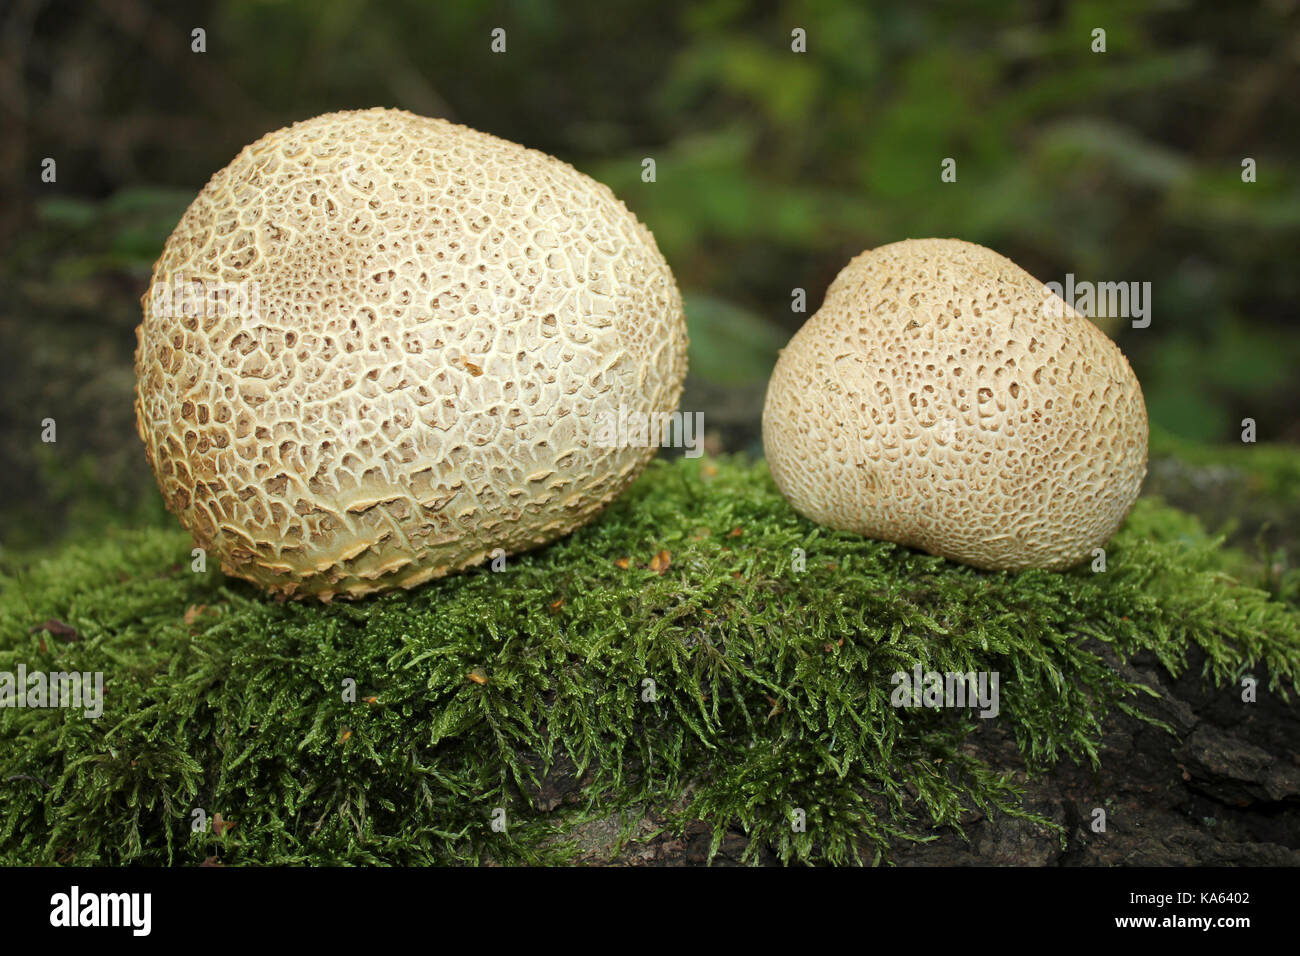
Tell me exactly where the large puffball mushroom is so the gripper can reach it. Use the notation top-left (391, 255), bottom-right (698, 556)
top-left (134, 108), bottom-right (687, 600)
top-left (762, 238), bottom-right (1148, 571)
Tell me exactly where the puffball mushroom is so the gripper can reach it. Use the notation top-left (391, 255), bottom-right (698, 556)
top-left (762, 238), bottom-right (1148, 571)
top-left (134, 108), bottom-right (687, 600)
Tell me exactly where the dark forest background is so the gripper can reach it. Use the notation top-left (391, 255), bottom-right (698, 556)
top-left (2, 0), bottom-right (1297, 552)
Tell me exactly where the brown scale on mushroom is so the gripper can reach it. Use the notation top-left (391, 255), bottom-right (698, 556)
top-left (762, 238), bottom-right (1148, 571)
top-left (135, 108), bottom-right (687, 599)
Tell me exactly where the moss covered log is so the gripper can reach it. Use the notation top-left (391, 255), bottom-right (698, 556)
top-left (1, 456), bottom-right (1297, 865)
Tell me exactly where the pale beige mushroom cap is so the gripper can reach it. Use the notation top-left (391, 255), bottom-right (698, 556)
top-left (135, 108), bottom-right (687, 599)
top-left (762, 238), bottom-right (1148, 571)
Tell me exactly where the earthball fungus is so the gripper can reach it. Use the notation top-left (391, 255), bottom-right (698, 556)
top-left (135, 108), bottom-right (687, 599)
top-left (762, 238), bottom-right (1148, 571)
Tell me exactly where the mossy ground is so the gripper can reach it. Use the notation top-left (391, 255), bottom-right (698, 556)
top-left (1, 455), bottom-right (1297, 865)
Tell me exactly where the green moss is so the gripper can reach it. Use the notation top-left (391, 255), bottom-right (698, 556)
top-left (1, 456), bottom-right (1297, 865)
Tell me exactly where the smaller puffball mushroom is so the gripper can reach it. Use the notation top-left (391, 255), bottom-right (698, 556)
top-left (762, 238), bottom-right (1148, 571)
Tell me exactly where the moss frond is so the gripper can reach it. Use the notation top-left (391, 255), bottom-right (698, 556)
top-left (1, 456), bottom-right (1296, 865)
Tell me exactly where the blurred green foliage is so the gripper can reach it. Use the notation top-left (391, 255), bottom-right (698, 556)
top-left (2, 0), bottom-right (1297, 551)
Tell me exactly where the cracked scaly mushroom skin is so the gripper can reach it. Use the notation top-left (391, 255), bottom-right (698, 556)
top-left (134, 108), bottom-right (687, 599)
top-left (762, 238), bottom-right (1147, 571)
